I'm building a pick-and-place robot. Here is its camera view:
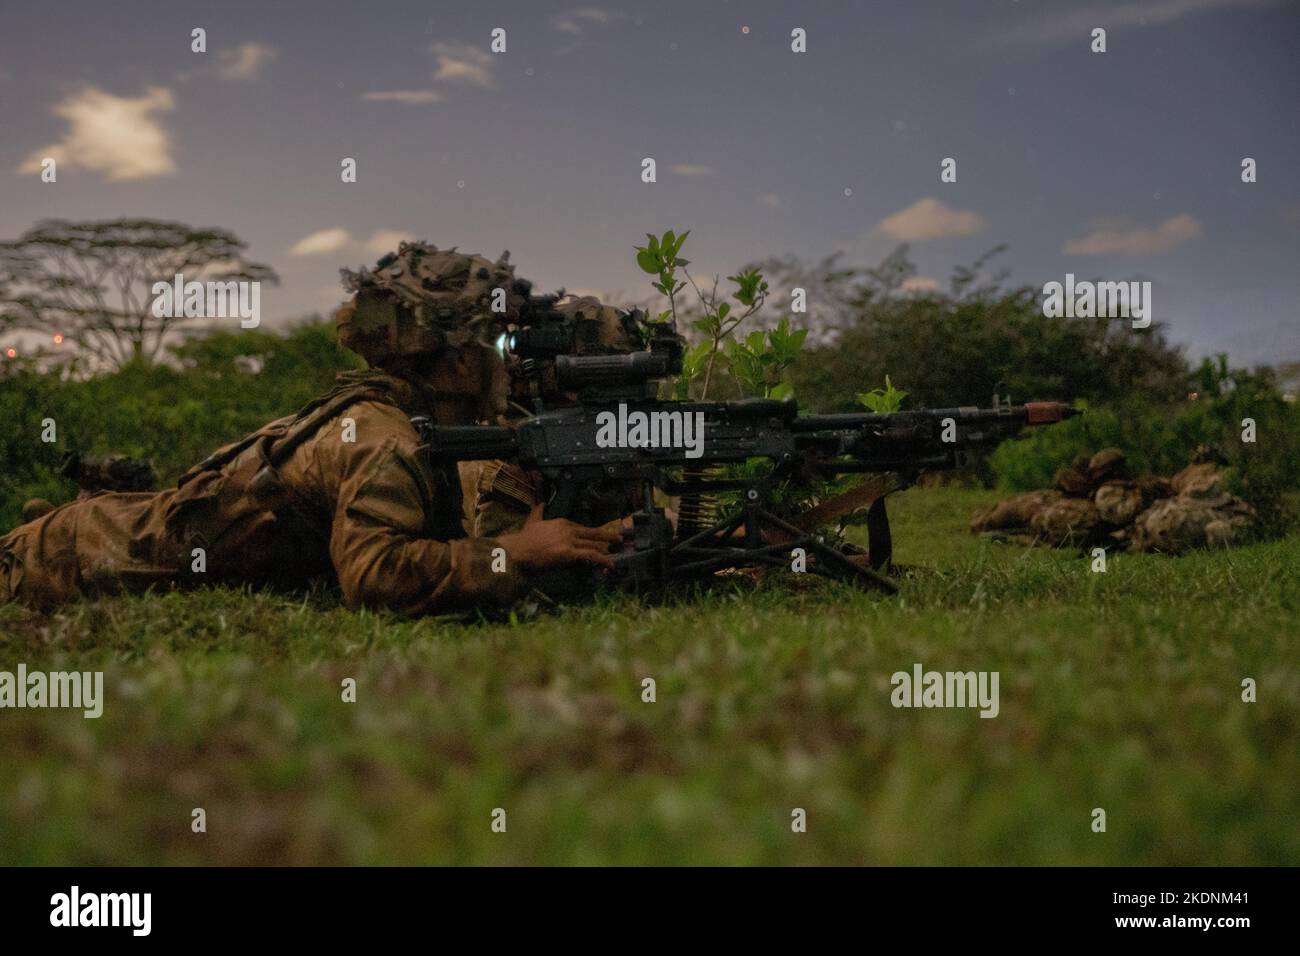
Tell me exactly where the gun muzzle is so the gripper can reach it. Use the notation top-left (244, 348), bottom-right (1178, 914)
top-left (1023, 402), bottom-right (1080, 424)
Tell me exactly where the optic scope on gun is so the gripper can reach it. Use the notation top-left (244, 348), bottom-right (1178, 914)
top-left (507, 340), bottom-right (682, 403)
top-left (554, 348), bottom-right (681, 392)
top-left (502, 298), bottom-right (684, 404)
top-left (502, 325), bottom-right (571, 359)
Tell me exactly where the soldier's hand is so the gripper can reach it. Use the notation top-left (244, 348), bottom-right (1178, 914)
top-left (497, 504), bottom-right (621, 571)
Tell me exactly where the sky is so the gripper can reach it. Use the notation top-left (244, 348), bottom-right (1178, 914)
top-left (1, 0), bottom-right (1297, 365)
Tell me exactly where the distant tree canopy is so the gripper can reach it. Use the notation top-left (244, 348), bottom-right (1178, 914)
top-left (766, 246), bottom-right (1192, 412)
top-left (0, 218), bottom-right (277, 369)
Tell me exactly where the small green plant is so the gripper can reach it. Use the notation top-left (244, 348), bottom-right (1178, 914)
top-left (636, 230), bottom-right (786, 399)
top-left (636, 231), bottom-right (812, 520)
top-left (635, 229), bottom-right (690, 326)
top-left (724, 318), bottom-right (808, 399)
top-left (856, 375), bottom-right (909, 413)
top-left (694, 267), bottom-right (770, 397)
top-left (673, 340), bottom-right (712, 400)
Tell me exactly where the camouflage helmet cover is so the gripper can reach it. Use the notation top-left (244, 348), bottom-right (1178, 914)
top-left (337, 242), bottom-right (527, 364)
top-left (550, 295), bottom-right (644, 355)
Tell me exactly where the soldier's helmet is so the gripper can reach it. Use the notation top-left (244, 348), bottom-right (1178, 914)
top-left (337, 242), bottom-right (529, 366)
top-left (549, 295), bottom-right (644, 354)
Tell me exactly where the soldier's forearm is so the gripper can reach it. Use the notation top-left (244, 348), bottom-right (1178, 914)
top-left (333, 532), bottom-right (529, 615)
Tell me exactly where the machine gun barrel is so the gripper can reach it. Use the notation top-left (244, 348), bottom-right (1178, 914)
top-left (791, 401), bottom-right (1078, 433)
top-left (418, 400), bottom-right (1078, 470)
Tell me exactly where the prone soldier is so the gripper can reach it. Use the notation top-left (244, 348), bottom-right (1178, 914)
top-left (0, 243), bottom-right (620, 614)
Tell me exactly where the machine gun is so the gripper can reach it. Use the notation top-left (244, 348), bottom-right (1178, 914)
top-left (416, 322), bottom-right (1079, 595)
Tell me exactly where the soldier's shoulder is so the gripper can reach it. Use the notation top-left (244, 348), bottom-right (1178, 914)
top-left (343, 399), bottom-right (422, 448)
top-left (301, 399), bottom-right (423, 470)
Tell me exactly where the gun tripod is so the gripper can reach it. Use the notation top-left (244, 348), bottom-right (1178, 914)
top-left (613, 483), bottom-right (898, 594)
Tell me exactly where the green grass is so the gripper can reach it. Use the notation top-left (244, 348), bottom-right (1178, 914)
top-left (1, 487), bottom-right (1296, 865)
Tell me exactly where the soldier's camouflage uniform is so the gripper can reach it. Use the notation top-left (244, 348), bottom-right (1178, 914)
top-left (0, 243), bottom-right (534, 615)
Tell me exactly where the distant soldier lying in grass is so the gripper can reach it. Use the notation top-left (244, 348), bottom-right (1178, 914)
top-left (970, 445), bottom-right (1255, 553)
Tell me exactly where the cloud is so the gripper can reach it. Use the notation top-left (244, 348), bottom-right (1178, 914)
top-left (361, 89), bottom-right (442, 105)
top-left (287, 229), bottom-right (417, 259)
top-left (553, 8), bottom-right (617, 35)
top-left (217, 42), bottom-right (277, 81)
top-left (669, 164), bottom-right (716, 177)
top-left (901, 276), bottom-right (942, 293)
top-left (1062, 214), bottom-right (1204, 255)
top-left (552, 9), bottom-right (621, 54)
top-left (876, 197), bottom-right (984, 242)
top-left (18, 86), bottom-right (176, 181)
top-left (289, 228), bottom-right (351, 257)
top-left (431, 43), bottom-right (496, 89)
top-left (983, 0), bottom-right (1280, 49)
top-left (758, 193), bottom-right (782, 208)
top-left (364, 230), bottom-right (417, 255)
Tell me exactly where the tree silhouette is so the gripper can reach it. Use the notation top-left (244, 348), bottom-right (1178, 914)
top-left (0, 218), bottom-right (278, 368)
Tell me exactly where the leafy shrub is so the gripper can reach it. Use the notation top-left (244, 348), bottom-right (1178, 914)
top-left (0, 319), bottom-right (360, 528)
top-left (724, 319), bottom-right (807, 399)
top-left (779, 246), bottom-right (1191, 413)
